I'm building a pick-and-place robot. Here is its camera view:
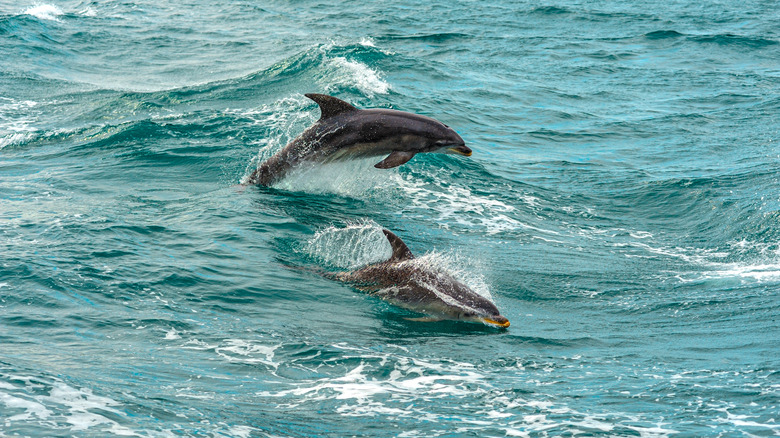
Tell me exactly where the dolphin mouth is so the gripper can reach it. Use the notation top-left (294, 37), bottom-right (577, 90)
top-left (482, 317), bottom-right (510, 328)
top-left (447, 145), bottom-right (472, 157)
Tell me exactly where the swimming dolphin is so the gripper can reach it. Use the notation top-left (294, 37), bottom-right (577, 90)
top-left (327, 229), bottom-right (510, 328)
top-left (247, 94), bottom-right (471, 186)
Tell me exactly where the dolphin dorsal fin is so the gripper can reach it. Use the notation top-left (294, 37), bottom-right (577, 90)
top-left (305, 93), bottom-right (358, 120)
top-left (382, 229), bottom-right (414, 261)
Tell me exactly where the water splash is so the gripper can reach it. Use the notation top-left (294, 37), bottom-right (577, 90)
top-left (329, 57), bottom-right (390, 96)
top-left (23, 4), bottom-right (63, 21)
top-left (306, 220), bottom-right (391, 269)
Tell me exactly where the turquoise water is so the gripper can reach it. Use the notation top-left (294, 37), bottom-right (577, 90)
top-left (2, 0), bottom-right (779, 436)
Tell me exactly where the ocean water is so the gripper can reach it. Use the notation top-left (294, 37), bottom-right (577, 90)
top-left (1, 0), bottom-right (779, 436)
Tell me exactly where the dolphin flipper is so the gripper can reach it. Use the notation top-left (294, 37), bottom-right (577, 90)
top-left (374, 151), bottom-right (416, 169)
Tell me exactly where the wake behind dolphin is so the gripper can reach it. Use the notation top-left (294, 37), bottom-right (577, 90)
top-left (325, 229), bottom-right (510, 328)
top-left (247, 94), bottom-right (472, 186)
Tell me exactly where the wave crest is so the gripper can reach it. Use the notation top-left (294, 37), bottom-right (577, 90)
top-left (23, 4), bottom-right (63, 21)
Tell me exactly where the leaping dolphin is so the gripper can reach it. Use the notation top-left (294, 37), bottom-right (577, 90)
top-left (247, 94), bottom-right (472, 186)
top-left (326, 229), bottom-right (510, 328)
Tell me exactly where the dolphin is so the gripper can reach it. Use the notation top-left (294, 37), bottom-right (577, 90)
top-left (327, 229), bottom-right (510, 328)
top-left (247, 94), bottom-right (471, 186)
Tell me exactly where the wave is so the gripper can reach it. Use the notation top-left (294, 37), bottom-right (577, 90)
top-left (0, 97), bottom-right (40, 149)
top-left (0, 365), bottom-right (134, 435)
top-left (691, 33), bottom-right (778, 49)
top-left (162, 41), bottom-right (392, 101)
top-left (2, 40), bottom-right (391, 152)
top-left (640, 30), bottom-right (779, 49)
top-left (247, 342), bottom-right (684, 436)
top-left (23, 4), bottom-right (63, 21)
top-left (644, 30), bottom-right (685, 40)
top-left (378, 32), bottom-right (472, 43)
top-left (528, 6), bottom-right (572, 15)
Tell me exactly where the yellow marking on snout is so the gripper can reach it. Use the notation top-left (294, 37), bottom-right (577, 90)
top-left (448, 147), bottom-right (472, 156)
top-left (483, 318), bottom-right (510, 328)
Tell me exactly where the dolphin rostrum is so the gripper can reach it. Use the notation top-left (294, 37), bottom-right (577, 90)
top-left (247, 94), bottom-right (472, 186)
top-left (327, 229), bottom-right (510, 328)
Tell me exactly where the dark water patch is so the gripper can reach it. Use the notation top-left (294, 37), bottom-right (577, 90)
top-left (371, 314), bottom-right (510, 337)
top-left (2, 313), bottom-right (62, 330)
top-left (586, 50), bottom-right (638, 61)
top-left (691, 33), bottom-right (779, 49)
top-left (0, 13), bottom-right (63, 41)
top-left (90, 249), bottom-right (135, 258)
top-left (68, 119), bottom-right (175, 152)
top-left (377, 32), bottom-right (472, 43)
top-left (527, 128), bottom-right (626, 142)
top-left (527, 6), bottom-right (572, 16)
top-left (254, 187), bottom-right (373, 229)
top-left (603, 171), bottom-right (763, 229)
top-left (644, 30), bottom-right (685, 40)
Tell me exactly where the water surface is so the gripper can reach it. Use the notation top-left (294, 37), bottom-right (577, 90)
top-left (1, 0), bottom-right (779, 436)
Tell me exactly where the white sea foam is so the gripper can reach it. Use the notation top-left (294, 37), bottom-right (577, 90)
top-left (0, 132), bottom-right (35, 149)
top-left (627, 239), bottom-right (780, 283)
top-left (0, 391), bottom-right (52, 422)
top-left (260, 157), bottom-right (531, 235)
top-left (78, 6), bottom-right (97, 17)
top-left (715, 407), bottom-right (780, 431)
top-left (254, 344), bottom-right (683, 436)
top-left (23, 4), bottom-right (63, 21)
top-left (164, 328), bottom-right (181, 340)
top-left (395, 172), bottom-right (528, 235)
top-left (701, 262), bottom-right (780, 281)
top-left (0, 373), bottom-right (135, 435)
top-left (228, 425), bottom-right (258, 438)
top-left (329, 57), bottom-right (390, 96)
top-left (0, 98), bottom-right (39, 149)
top-left (214, 339), bottom-right (280, 367)
top-left (258, 346), bottom-right (486, 414)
